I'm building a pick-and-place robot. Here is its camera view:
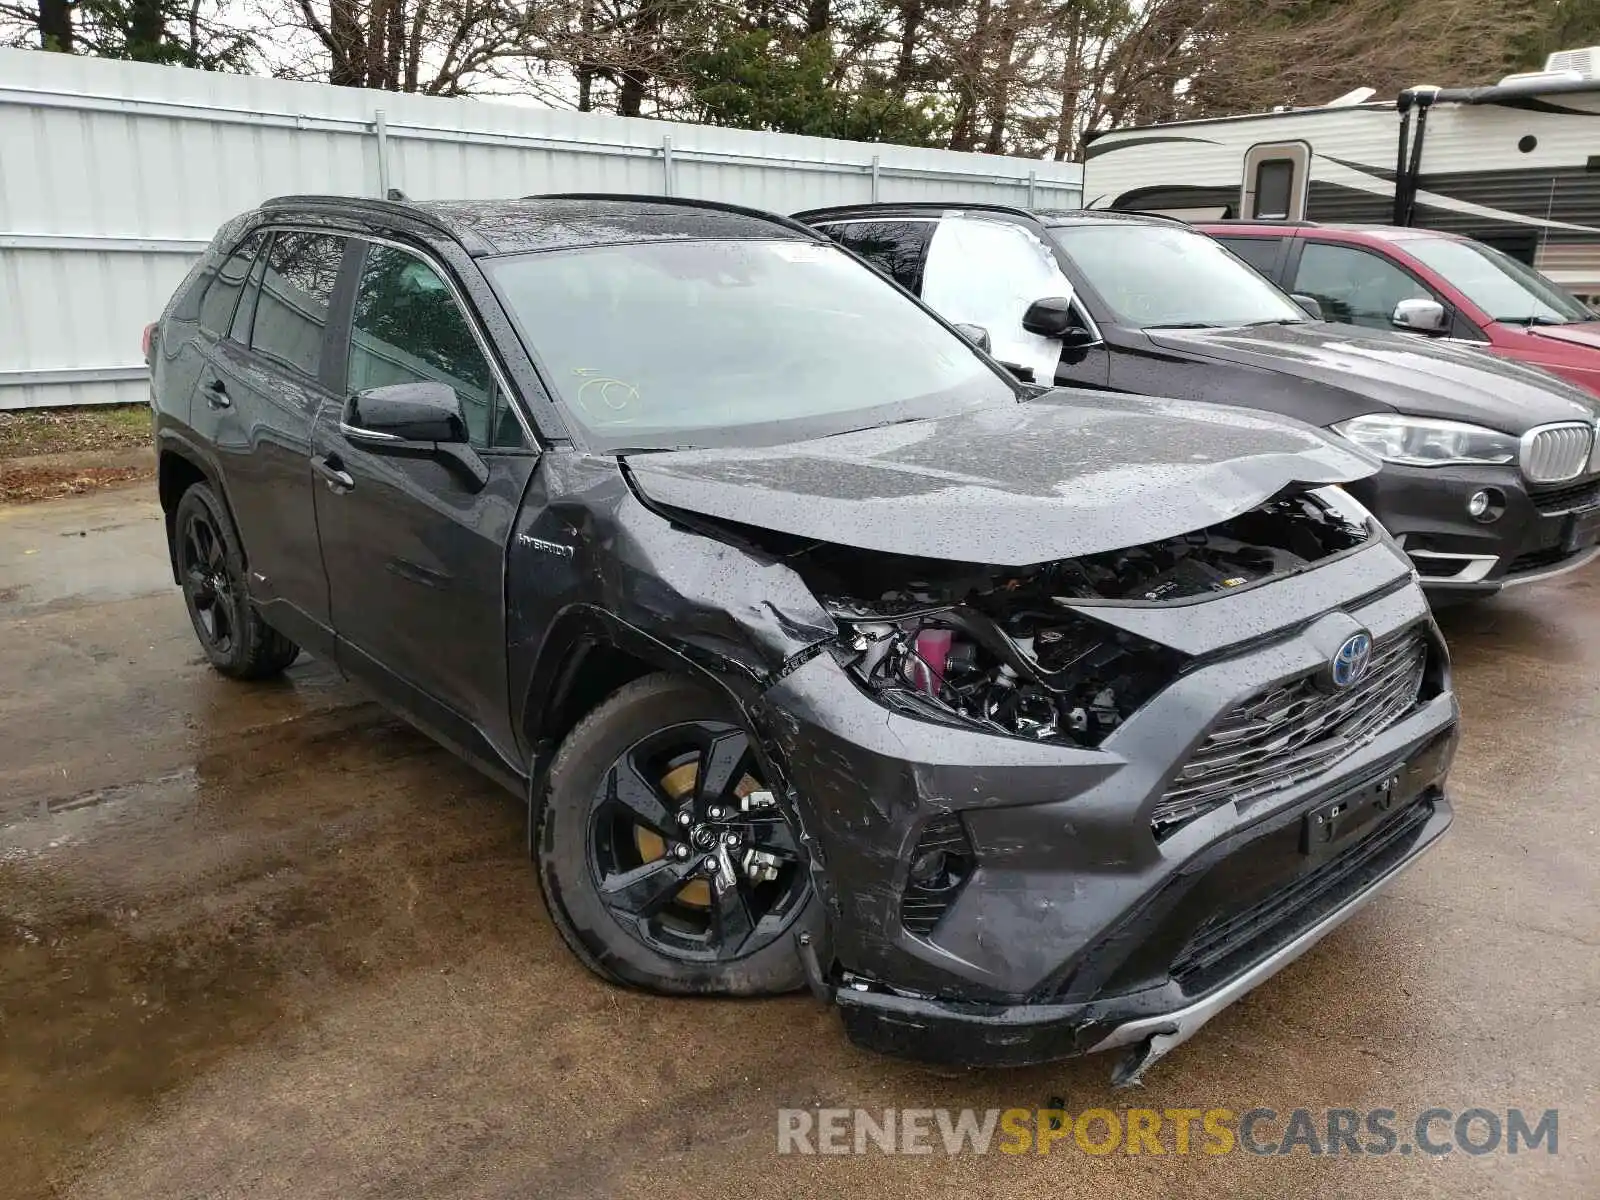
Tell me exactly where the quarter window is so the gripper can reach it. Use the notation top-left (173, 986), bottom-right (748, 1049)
top-left (349, 244), bottom-right (522, 449)
top-left (198, 231), bottom-right (266, 340)
top-left (248, 231), bottom-right (346, 378)
top-left (1292, 242), bottom-right (1433, 329)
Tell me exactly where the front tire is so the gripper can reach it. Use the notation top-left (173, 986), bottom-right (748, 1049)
top-left (174, 482), bottom-right (300, 680)
top-left (535, 673), bottom-right (818, 995)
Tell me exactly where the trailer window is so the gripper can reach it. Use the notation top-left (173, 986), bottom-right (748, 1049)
top-left (1253, 161), bottom-right (1294, 220)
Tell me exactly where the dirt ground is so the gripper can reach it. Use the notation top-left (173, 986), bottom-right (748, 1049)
top-left (1, 482), bottom-right (1596, 1199)
top-left (0, 407), bottom-right (154, 504)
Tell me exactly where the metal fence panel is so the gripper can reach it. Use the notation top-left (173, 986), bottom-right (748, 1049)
top-left (0, 48), bottom-right (1081, 410)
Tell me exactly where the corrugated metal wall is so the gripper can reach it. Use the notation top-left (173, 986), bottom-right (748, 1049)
top-left (0, 49), bottom-right (1082, 410)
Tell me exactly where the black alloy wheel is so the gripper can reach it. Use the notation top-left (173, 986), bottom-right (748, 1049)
top-left (180, 502), bottom-right (238, 656)
top-left (535, 674), bottom-right (820, 995)
top-left (588, 720), bottom-right (809, 963)
top-left (172, 483), bottom-right (301, 680)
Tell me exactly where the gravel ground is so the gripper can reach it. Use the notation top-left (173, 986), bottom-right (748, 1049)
top-left (0, 407), bottom-right (154, 505)
top-left (2, 484), bottom-right (1596, 1199)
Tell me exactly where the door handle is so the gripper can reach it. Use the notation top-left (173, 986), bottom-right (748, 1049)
top-left (203, 379), bottom-right (230, 409)
top-left (312, 454), bottom-right (355, 493)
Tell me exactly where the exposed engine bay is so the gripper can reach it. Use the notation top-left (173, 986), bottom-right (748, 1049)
top-left (814, 492), bottom-right (1369, 747)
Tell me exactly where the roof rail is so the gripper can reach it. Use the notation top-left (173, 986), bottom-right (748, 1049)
top-left (257, 193), bottom-right (491, 249)
top-left (526, 192), bottom-right (825, 240)
top-left (793, 200), bottom-right (1040, 222)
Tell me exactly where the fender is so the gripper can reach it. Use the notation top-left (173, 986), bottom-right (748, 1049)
top-left (518, 603), bottom-right (761, 766)
top-left (155, 426), bottom-right (245, 585)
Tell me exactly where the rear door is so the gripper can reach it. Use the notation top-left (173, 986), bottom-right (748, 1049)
top-left (191, 228), bottom-right (349, 656)
top-left (310, 238), bottom-right (540, 768)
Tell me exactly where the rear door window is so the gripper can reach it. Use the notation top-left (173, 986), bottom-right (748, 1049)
top-left (198, 231), bottom-right (266, 340)
top-left (813, 220), bottom-right (936, 293)
top-left (1291, 241), bottom-right (1432, 329)
top-left (1216, 235), bottom-right (1287, 281)
top-left (248, 231), bottom-right (347, 378)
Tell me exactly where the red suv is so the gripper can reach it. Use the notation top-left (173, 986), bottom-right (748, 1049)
top-left (1200, 222), bottom-right (1600, 398)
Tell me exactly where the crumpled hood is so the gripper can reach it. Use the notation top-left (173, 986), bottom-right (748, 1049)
top-left (622, 390), bottom-right (1377, 566)
top-left (1146, 322), bottom-right (1600, 433)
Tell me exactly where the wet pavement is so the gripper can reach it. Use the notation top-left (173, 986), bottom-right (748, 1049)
top-left (1, 484), bottom-right (1596, 1199)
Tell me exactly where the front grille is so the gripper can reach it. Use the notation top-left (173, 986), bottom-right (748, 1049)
top-left (1170, 797), bottom-right (1433, 993)
top-left (1521, 423), bottom-right (1593, 484)
top-left (1531, 476), bottom-right (1600, 514)
top-left (1152, 627), bottom-right (1428, 835)
top-left (899, 815), bottom-right (973, 937)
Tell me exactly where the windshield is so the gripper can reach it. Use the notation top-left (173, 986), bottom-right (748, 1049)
top-left (1402, 238), bottom-right (1595, 325)
top-left (483, 238), bottom-right (1016, 451)
top-left (1049, 224), bottom-right (1309, 329)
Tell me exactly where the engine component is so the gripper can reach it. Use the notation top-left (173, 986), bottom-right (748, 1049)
top-left (823, 491), bottom-right (1369, 747)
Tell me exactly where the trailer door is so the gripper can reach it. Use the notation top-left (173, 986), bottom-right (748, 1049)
top-left (1241, 142), bottom-right (1311, 221)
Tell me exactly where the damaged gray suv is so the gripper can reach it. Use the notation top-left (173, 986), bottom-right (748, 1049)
top-left (148, 194), bottom-right (1458, 1082)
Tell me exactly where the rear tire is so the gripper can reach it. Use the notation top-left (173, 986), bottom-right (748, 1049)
top-left (534, 673), bottom-right (819, 995)
top-left (174, 482), bottom-right (300, 680)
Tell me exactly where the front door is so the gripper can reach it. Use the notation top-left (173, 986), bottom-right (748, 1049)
top-left (311, 239), bottom-right (539, 767)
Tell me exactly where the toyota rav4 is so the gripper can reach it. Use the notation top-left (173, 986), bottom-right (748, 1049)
top-left (147, 194), bottom-right (1458, 1082)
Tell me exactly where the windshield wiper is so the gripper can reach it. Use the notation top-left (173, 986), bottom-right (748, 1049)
top-left (1498, 315), bottom-right (1571, 327)
top-left (1239, 318), bottom-right (1307, 327)
top-left (1143, 321), bottom-right (1219, 329)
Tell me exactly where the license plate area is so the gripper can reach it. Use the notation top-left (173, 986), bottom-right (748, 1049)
top-left (1563, 504), bottom-right (1600, 554)
top-left (1301, 770), bottom-right (1402, 858)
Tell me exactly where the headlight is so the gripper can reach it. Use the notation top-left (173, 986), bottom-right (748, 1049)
top-left (1334, 414), bottom-right (1516, 468)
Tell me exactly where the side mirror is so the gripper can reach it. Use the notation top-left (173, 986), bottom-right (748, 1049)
top-left (1022, 296), bottom-right (1077, 338)
top-left (342, 381), bottom-right (489, 491)
top-left (1290, 293), bottom-right (1325, 321)
top-left (951, 323), bottom-right (992, 353)
top-left (1391, 297), bottom-right (1449, 335)
top-left (347, 381), bottom-right (468, 443)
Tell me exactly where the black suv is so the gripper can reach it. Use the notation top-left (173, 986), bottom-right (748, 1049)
top-left (797, 203), bottom-right (1600, 598)
top-left (148, 194), bottom-right (1457, 1080)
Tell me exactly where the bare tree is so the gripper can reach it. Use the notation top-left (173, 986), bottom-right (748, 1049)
top-left (279, 0), bottom-right (562, 93)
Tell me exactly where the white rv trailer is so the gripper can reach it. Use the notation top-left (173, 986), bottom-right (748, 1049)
top-left (1080, 48), bottom-right (1600, 301)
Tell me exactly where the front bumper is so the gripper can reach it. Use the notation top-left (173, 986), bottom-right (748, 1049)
top-left (757, 541), bottom-right (1459, 1072)
top-left (833, 766), bottom-right (1451, 1075)
top-left (1344, 461), bottom-right (1600, 595)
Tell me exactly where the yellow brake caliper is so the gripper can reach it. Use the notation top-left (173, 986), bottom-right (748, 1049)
top-left (633, 762), bottom-right (757, 909)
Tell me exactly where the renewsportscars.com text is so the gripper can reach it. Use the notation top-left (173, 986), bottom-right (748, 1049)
top-left (777, 1106), bottom-right (1558, 1157)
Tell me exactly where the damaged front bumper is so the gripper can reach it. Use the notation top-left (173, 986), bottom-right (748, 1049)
top-left (757, 539), bottom-right (1458, 1077)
